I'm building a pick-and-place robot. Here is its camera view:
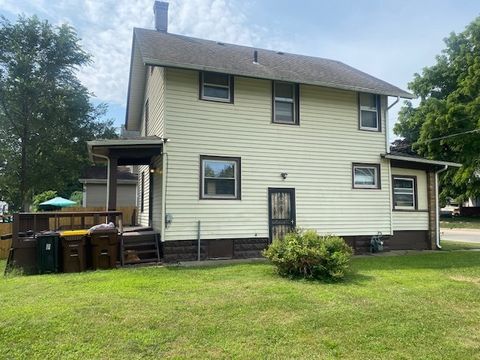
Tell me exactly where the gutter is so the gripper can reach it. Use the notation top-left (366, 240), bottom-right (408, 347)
top-left (435, 165), bottom-right (448, 249)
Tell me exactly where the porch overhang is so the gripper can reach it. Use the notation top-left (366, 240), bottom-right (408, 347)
top-left (382, 153), bottom-right (462, 170)
top-left (87, 136), bottom-right (164, 212)
top-left (87, 137), bottom-right (164, 166)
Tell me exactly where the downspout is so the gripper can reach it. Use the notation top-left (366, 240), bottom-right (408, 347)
top-left (386, 96), bottom-right (400, 154)
top-left (435, 165), bottom-right (448, 249)
top-left (92, 153), bottom-right (110, 210)
top-left (386, 96), bottom-right (399, 236)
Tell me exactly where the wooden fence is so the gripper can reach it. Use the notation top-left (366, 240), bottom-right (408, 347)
top-left (52, 206), bottom-right (137, 228)
top-left (0, 223), bottom-right (12, 260)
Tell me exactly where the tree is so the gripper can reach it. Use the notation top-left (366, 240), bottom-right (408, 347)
top-left (394, 16), bottom-right (480, 203)
top-left (69, 191), bottom-right (83, 206)
top-left (32, 190), bottom-right (57, 211)
top-left (0, 16), bottom-right (117, 211)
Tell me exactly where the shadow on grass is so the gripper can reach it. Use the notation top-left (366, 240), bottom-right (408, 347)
top-left (352, 250), bottom-right (480, 271)
top-left (164, 259), bottom-right (375, 286)
top-left (164, 251), bottom-right (480, 276)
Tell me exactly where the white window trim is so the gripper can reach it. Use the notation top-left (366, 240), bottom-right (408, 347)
top-left (273, 81), bottom-right (297, 124)
top-left (393, 177), bottom-right (416, 210)
top-left (201, 159), bottom-right (238, 199)
top-left (353, 164), bottom-right (380, 189)
top-left (359, 93), bottom-right (380, 131)
top-left (201, 72), bottom-right (231, 102)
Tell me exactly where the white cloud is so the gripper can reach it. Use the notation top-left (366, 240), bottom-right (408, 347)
top-left (1, 0), bottom-right (291, 106)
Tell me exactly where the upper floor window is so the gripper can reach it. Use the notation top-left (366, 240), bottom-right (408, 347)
top-left (353, 163), bottom-right (380, 189)
top-left (200, 72), bottom-right (234, 103)
top-left (393, 176), bottom-right (416, 210)
top-left (273, 81), bottom-right (299, 125)
top-left (359, 93), bottom-right (381, 131)
top-left (200, 155), bottom-right (241, 200)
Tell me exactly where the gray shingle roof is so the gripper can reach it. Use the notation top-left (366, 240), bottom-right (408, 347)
top-left (134, 28), bottom-right (413, 99)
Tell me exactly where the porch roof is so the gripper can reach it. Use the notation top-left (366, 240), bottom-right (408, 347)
top-left (87, 136), bottom-right (164, 165)
top-left (382, 152), bottom-right (462, 170)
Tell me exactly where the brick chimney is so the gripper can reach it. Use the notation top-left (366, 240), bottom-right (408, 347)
top-left (153, 1), bottom-right (169, 32)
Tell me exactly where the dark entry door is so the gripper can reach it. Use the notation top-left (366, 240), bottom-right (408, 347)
top-left (268, 188), bottom-right (296, 242)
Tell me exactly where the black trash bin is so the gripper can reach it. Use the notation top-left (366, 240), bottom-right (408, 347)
top-left (36, 232), bottom-right (60, 274)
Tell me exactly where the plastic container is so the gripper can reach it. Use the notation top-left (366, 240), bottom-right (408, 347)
top-left (89, 229), bottom-right (118, 270)
top-left (60, 230), bottom-right (88, 273)
top-left (10, 237), bottom-right (38, 275)
top-left (36, 232), bottom-right (60, 274)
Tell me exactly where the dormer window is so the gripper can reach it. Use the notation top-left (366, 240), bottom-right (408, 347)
top-left (273, 81), bottom-right (299, 125)
top-left (359, 93), bottom-right (381, 131)
top-left (200, 71), bottom-right (234, 103)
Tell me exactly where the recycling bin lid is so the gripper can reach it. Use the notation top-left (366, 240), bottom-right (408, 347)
top-left (60, 229), bottom-right (89, 237)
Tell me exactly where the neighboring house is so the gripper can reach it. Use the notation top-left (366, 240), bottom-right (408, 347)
top-left (88, 2), bottom-right (461, 262)
top-left (0, 201), bottom-right (8, 215)
top-left (79, 166), bottom-right (138, 208)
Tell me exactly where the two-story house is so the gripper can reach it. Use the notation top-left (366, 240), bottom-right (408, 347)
top-left (88, 1), bottom-right (460, 262)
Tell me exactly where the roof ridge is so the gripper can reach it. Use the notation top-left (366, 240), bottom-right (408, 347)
top-left (133, 27), bottom-right (340, 64)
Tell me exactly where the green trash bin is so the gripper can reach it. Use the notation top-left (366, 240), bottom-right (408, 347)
top-left (36, 231), bottom-right (60, 274)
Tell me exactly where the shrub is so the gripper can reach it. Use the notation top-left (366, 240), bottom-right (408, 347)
top-left (263, 229), bottom-right (353, 281)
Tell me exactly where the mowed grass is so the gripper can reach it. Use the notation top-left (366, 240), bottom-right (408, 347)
top-left (1, 253), bottom-right (480, 359)
top-left (441, 216), bottom-right (480, 229)
top-left (441, 240), bottom-right (480, 251)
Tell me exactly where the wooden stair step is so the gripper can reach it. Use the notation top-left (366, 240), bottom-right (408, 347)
top-left (123, 241), bottom-right (157, 247)
top-left (124, 258), bottom-right (160, 265)
top-left (130, 249), bottom-right (157, 255)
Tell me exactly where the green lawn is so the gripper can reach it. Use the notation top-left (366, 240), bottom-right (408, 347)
top-left (441, 240), bottom-right (480, 251)
top-left (1, 253), bottom-right (480, 359)
top-left (441, 216), bottom-right (480, 229)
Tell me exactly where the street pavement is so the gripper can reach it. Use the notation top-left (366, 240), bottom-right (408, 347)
top-left (441, 228), bottom-right (480, 243)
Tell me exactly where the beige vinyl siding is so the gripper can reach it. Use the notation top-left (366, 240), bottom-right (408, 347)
top-left (138, 66), bottom-right (166, 228)
top-left (163, 68), bottom-right (392, 241)
top-left (391, 167), bottom-right (429, 231)
top-left (137, 167), bottom-right (150, 226)
top-left (141, 66), bottom-right (166, 137)
top-left (151, 156), bottom-right (163, 230)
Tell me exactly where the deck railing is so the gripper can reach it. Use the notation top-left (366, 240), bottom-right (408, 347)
top-left (12, 211), bottom-right (124, 240)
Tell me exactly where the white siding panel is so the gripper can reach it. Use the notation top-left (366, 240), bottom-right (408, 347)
top-left (163, 68), bottom-right (392, 241)
top-left (393, 212), bottom-right (429, 231)
top-left (137, 166), bottom-right (150, 227)
top-left (151, 156), bottom-right (163, 231)
top-left (391, 167), bottom-right (429, 231)
top-left (137, 66), bottom-right (166, 228)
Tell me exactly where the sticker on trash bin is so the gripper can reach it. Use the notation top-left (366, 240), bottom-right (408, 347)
top-left (46, 243), bottom-right (51, 250)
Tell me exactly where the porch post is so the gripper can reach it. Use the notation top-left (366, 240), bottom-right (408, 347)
top-left (108, 156), bottom-right (118, 212)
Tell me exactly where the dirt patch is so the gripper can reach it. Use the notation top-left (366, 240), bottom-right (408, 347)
top-left (449, 275), bottom-right (480, 285)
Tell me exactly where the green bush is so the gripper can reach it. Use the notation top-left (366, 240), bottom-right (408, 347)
top-left (263, 229), bottom-right (353, 281)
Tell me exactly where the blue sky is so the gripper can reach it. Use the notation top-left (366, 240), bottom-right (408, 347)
top-left (1, 0), bottom-right (479, 138)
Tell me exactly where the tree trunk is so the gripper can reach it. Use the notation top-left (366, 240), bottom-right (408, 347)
top-left (20, 124), bottom-right (28, 211)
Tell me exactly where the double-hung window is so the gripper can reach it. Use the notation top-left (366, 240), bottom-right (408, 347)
top-left (200, 72), bottom-right (233, 103)
top-left (359, 93), bottom-right (381, 131)
top-left (273, 81), bottom-right (299, 124)
top-left (200, 156), bottom-right (241, 199)
top-left (393, 176), bottom-right (416, 210)
top-left (353, 163), bottom-right (380, 189)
